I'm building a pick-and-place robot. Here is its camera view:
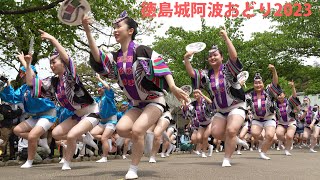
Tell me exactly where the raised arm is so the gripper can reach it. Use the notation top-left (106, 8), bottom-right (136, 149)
top-left (268, 64), bottom-right (278, 85)
top-left (39, 29), bottom-right (69, 64)
top-left (183, 51), bottom-right (196, 78)
top-left (96, 73), bottom-right (110, 90)
top-left (25, 55), bottom-right (35, 86)
top-left (288, 80), bottom-right (297, 98)
top-left (17, 51), bottom-right (27, 68)
top-left (82, 15), bottom-right (101, 63)
top-left (220, 26), bottom-right (237, 62)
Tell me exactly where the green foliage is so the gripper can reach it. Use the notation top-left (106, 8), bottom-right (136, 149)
top-left (246, 0), bottom-right (320, 94)
top-left (0, 0), bottom-right (141, 69)
top-left (264, 0), bottom-right (320, 58)
top-left (0, 0), bottom-right (157, 89)
top-left (153, 1), bottom-right (320, 94)
top-left (277, 77), bottom-right (291, 96)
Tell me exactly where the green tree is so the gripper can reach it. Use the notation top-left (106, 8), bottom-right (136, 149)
top-left (263, 0), bottom-right (320, 58)
top-left (246, 0), bottom-right (320, 94)
top-left (0, 0), bottom-right (154, 71)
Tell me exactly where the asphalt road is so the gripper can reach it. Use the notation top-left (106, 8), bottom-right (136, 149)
top-left (0, 149), bottom-right (319, 180)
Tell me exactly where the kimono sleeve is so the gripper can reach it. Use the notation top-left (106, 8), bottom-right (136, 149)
top-left (32, 76), bottom-right (53, 98)
top-left (137, 46), bottom-right (171, 90)
top-left (225, 58), bottom-right (243, 78)
top-left (191, 69), bottom-right (208, 90)
top-left (0, 85), bottom-right (23, 104)
top-left (288, 96), bottom-right (301, 109)
top-left (149, 51), bottom-right (171, 77)
top-left (89, 50), bottom-right (117, 79)
top-left (60, 56), bottom-right (77, 81)
top-left (266, 83), bottom-right (282, 99)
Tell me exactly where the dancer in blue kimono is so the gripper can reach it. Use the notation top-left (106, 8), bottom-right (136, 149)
top-left (91, 74), bottom-right (118, 163)
top-left (0, 52), bottom-right (56, 168)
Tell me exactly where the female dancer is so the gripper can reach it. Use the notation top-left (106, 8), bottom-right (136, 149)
top-left (185, 89), bottom-right (213, 158)
top-left (182, 100), bottom-right (201, 154)
top-left (183, 27), bottom-right (248, 167)
top-left (161, 123), bottom-right (178, 157)
top-left (247, 65), bottom-right (282, 160)
top-left (275, 81), bottom-right (300, 156)
top-left (308, 105), bottom-right (320, 153)
top-left (25, 30), bottom-right (100, 170)
top-left (300, 97), bottom-right (317, 152)
top-left (0, 53), bottom-right (56, 168)
top-left (91, 74), bottom-right (118, 163)
top-left (148, 109), bottom-right (174, 163)
top-left (82, 11), bottom-right (188, 179)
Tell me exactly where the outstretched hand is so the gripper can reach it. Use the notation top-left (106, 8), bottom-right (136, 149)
top-left (288, 80), bottom-right (295, 87)
top-left (24, 54), bottom-right (33, 65)
top-left (268, 64), bottom-right (275, 71)
top-left (39, 29), bottom-right (54, 41)
top-left (96, 73), bottom-right (101, 80)
top-left (184, 51), bottom-right (195, 61)
top-left (219, 25), bottom-right (228, 40)
top-left (82, 14), bottom-right (93, 28)
top-left (17, 51), bottom-right (25, 62)
top-left (239, 79), bottom-right (246, 86)
top-left (170, 86), bottom-right (190, 106)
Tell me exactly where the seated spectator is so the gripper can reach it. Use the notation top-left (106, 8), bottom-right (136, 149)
top-left (180, 129), bottom-right (193, 152)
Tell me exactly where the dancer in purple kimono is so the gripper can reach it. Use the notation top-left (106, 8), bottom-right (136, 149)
top-left (247, 65), bottom-right (282, 160)
top-left (82, 11), bottom-right (188, 179)
top-left (275, 81), bottom-right (300, 156)
top-left (183, 27), bottom-right (248, 167)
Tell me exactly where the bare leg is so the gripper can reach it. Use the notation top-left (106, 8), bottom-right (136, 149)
top-left (13, 121), bottom-right (32, 139)
top-left (197, 127), bottom-right (205, 155)
top-left (261, 126), bottom-right (276, 158)
top-left (52, 118), bottom-right (78, 141)
top-left (284, 126), bottom-right (296, 155)
top-left (150, 118), bottom-right (170, 160)
top-left (14, 120), bottom-right (47, 168)
top-left (302, 127), bottom-right (311, 144)
top-left (130, 106), bottom-right (162, 166)
top-left (276, 125), bottom-right (286, 143)
top-left (123, 138), bottom-right (130, 156)
top-left (91, 124), bottom-right (104, 141)
top-left (224, 115), bottom-right (245, 159)
top-left (96, 127), bottom-right (115, 162)
top-left (310, 127), bottom-right (320, 152)
top-left (117, 106), bottom-right (162, 179)
top-left (27, 126), bottom-right (45, 161)
top-left (251, 124), bottom-right (263, 153)
top-left (64, 119), bottom-right (95, 162)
